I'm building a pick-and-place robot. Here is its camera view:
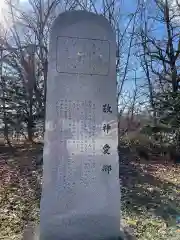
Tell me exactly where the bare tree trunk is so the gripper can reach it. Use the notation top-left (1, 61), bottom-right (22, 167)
top-left (27, 98), bottom-right (33, 142)
top-left (1, 75), bottom-right (13, 148)
top-left (43, 58), bottom-right (48, 134)
top-left (164, 0), bottom-right (178, 92)
top-left (0, 47), bottom-right (12, 147)
top-left (140, 20), bottom-right (157, 125)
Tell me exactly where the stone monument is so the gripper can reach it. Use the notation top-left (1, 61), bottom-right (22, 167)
top-left (40, 10), bottom-right (120, 240)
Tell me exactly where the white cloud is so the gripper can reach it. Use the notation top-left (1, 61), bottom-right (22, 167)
top-left (0, 0), bottom-right (22, 29)
top-left (165, 0), bottom-right (180, 22)
top-left (0, 0), bottom-right (12, 29)
top-left (0, 0), bottom-right (7, 21)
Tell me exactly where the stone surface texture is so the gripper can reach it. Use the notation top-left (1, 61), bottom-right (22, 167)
top-left (40, 10), bottom-right (120, 240)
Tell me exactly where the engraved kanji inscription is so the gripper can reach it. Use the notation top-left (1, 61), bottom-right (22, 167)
top-left (102, 144), bottom-right (110, 155)
top-left (103, 124), bottom-right (111, 133)
top-left (56, 36), bottom-right (110, 75)
top-left (41, 10), bottom-right (120, 240)
top-left (102, 164), bottom-right (112, 174)
top-left (103, 104), bottom-right (112, 113)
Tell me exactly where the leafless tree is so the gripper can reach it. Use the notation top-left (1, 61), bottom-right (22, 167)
top-left (0, 0), bottom-right (143, 144)
top-left (138, 0), bottom-right (180, 93)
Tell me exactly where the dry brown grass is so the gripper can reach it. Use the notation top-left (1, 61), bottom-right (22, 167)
top-left (1, 141), bottom-right (180, 239)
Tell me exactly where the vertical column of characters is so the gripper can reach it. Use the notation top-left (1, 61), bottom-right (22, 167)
top-left (102, 104), bottom-right (113, 174)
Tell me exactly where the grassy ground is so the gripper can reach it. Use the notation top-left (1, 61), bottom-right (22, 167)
top-left (119, 147), bottom-right (180, 240)
top-left (0, 143), bottom-right (41, 240)
top-left (0, 143), bottom-right (180, 239)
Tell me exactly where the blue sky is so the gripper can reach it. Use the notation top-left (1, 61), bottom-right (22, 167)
top-left (9, 0), bottom-right (179, 111)
top-left (16, 0), bottom-right (150, 99)
top-left (118, 0), bottom-right (169, 98)
top-left (2, 0), bottom-right (170, 103)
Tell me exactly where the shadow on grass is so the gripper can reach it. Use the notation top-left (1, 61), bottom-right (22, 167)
top-left (119, 147), bottom-right (180, 227)
top-left (15, 142), bottom-right (43, 203)
top-left (2, 143), bottom-right (180, 239)
top-left (0, 143), bottom-right (42, 238)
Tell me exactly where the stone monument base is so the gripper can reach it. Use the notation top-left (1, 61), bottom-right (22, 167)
top-left (40, 215), bottom-right (120, 240)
